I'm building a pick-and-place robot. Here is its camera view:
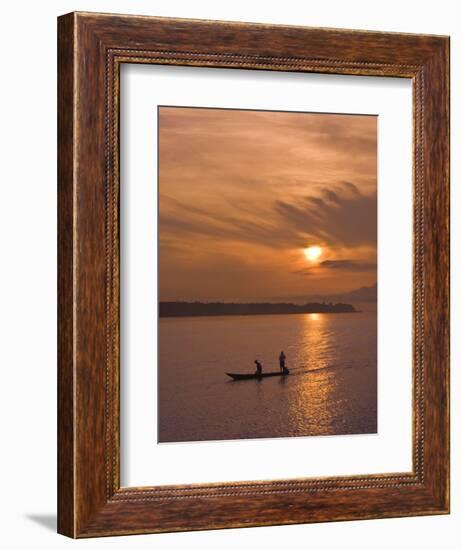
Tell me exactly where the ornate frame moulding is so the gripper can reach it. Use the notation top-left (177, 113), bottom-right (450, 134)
top-left (58, 12), bottom-right (449, 537)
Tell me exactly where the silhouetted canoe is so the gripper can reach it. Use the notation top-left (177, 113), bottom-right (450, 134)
top-left (226, 370), bottom-right (289, 381)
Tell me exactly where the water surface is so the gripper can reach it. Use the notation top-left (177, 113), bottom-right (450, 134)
top-left (158, 312), bottom-right (377, 442)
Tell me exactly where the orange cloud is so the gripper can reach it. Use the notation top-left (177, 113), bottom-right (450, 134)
top-left (159, 106), bottom-right (377, 302)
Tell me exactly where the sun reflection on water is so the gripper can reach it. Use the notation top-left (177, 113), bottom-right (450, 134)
top-left (285, 313), bottom-right (338, 436)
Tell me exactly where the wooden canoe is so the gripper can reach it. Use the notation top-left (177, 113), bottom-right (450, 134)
top-left (226, 370), bottom-right (289, 381)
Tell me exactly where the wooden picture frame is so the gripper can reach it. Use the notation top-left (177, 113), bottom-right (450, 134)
top-left (58, 12), bottom-right (450, 538)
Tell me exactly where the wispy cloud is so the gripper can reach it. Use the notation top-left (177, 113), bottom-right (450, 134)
top-left (275, 181), bottom-right (377, 248)
top-left (295, 259), bottom-right (377, 276)
top-left (319, 260), bottom-right (376, 271)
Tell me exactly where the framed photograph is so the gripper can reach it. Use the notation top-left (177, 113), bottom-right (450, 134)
top-left (58, 12), bottom-right (450, 537)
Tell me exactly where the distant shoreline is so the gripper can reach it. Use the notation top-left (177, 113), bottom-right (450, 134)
top-left (159, 301), bottom-right (357, 318)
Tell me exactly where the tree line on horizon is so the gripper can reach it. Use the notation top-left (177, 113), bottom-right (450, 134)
top-left (159, 301), bottom-right (356, 318)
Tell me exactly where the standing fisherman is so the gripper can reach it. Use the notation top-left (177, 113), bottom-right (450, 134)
top-left (279, 351), bottom-right (287, 373)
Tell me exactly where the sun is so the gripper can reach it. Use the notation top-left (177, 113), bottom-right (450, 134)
top-left (303, 246), bottom-right (323, 262)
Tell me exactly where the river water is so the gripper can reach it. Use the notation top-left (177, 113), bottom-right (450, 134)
top-left (158, 311), bottom-right (377, 443)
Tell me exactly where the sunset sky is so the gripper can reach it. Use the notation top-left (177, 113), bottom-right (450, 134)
top-left (159, 107), bottom-right (377, 303)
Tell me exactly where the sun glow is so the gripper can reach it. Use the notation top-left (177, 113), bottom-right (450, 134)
top-left (303, 246), bottom-right (323, 262)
